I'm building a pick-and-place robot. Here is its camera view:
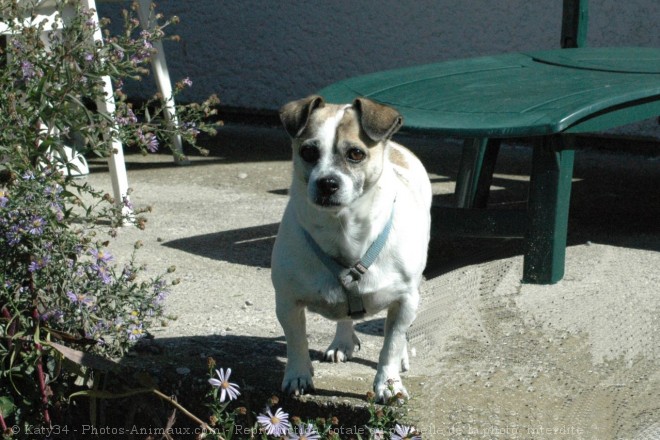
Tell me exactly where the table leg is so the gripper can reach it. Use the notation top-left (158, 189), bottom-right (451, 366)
top-left (523, 135), bottom-right (575, 284)
top-left (455, 138), bottom-right (500, 208)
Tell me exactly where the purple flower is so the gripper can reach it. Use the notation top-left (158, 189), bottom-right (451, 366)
top-left (183, 121), bottom-right (200, 137)
top-left (50, 203), bottom-right (64, 221)
top-left (6, 225), bottom-right (22, 246)
top-left (40, 310), bottom-right (64, 322)
top-left (136, 129), bottom-right (159, 153)
top-left (28, 256), bottom-right (50, 272)
top-left (45, 184), bottom-right (63, 197)
top-left (89, 248), bottom-right (113, 264)
top-left (288, 423), bottom-right (320, 440)
top-left (11, 38), bottom-right (24, 52)
top-left (127, 323), bottom-right (144, 340)
top-left (391, 424), bottom-right (422, 440)
top-left (122, 196), bottom-right (134, 210)
top-left (66, 291), bottom-right (94, 306)
top-left (115, 108), bottom-right (137, 126)
top-left (21, 60), bottom-right (35, 80)
top-left (208, 368), bottom-right (241, 402)
top-left (152, 279), bottom-right (169, 304)
top-left (257, 407), bottom-right (289, 437)
top-left (28, 215), bottom-right (45, 235)
top-left (126, 108), bottom-right (137, 123)
top-left (121, 265), bottom-right (134, 281)
top-left (129, 38), bottom-right (154, 65)
top-left (175, 77), bottom-right (193, 91)
top-left (88, 320), bottom-right (109, 338)
top-left (93, 264), bottom-right (112, 284)
top-left (145, 133), bottom-right (159, 153)
top-left (0, 195), bottom-right (8, 208)
top-left (84, 52), bottom-right (94, 62)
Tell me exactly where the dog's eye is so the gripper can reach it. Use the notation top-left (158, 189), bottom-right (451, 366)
top-left (299, 145), bottom-right (320, 163)
top-left (346, 148), bottom-right (366, 163)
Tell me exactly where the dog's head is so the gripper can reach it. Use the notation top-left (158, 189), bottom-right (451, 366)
top-left (280, 95), bottom-right (403, 209)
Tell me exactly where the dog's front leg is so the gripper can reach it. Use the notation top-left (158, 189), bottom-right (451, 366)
top-left (276, 299), bottom-right (315, 395)
top-left (373, 295), bottom-right (418, 402)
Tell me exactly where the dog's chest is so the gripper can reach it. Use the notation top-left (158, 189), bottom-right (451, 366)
top-left (298, 258), bottom-right (409, 319)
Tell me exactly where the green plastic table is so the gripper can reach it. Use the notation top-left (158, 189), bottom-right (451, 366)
top-left (319, 47), bottom-right (660, 284)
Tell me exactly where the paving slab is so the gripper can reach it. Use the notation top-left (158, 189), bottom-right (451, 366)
top-left (83, 124), bottom-right (660, 438)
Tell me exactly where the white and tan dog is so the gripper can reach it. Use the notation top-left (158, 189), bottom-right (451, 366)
top-left (271, 95), bottom-right (431, 401)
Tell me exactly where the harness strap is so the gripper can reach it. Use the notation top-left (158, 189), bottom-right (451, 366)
top-left (302, 205), bottom-right (395, 319)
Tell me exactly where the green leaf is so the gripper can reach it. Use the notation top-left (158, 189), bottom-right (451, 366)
top-left (0, 396), bottom-right (16, 418)
top-left (69, 387), bottom-right (153, 401)
top-left (47, 341), bottom-right (120, 373)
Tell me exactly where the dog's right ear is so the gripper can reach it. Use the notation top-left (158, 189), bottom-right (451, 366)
top-left (279, 95), bottom-right (325, 138)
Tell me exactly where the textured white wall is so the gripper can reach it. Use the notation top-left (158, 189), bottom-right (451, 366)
top-left (99, 0), bottom-right (659, 115)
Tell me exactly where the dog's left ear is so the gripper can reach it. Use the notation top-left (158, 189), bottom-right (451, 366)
top-left (279, 95), bottom-right (325, 138)
top-left (353, 97), bottom-right (403, 142)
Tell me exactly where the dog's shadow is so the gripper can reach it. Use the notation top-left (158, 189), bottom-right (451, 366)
top-left (163, 223), bottom-right (280, 268)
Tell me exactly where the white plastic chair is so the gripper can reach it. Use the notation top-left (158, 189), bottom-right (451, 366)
top-left (1, 0), bottom-right (186, 214)
top-left (104, 0), bottom-right (188, 165)
top-left (134, 0), bottom-right (187, 165)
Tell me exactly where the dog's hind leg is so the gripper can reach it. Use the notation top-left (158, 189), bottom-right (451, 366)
top-left (277, 301), bottom-right (315, 396)
top-left (324, 319), bottom-right (361, 363)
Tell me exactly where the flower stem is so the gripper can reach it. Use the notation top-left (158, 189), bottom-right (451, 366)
top-left (33, 308), bottom-right (51, 425)
top-left (150, 389), bottom-right (223, 437)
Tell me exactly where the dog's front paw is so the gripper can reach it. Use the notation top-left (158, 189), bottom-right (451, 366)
top-left (374, 375), bottom-right (409, 403)
top-left (282, 371), bottom-right (315, 396)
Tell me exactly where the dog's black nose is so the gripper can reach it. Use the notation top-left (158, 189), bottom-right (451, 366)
top-left (317, 177), bottom-right (340, 196)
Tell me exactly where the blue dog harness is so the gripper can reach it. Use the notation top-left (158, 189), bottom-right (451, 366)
top-left (302, 206), bottom-right (395, 319)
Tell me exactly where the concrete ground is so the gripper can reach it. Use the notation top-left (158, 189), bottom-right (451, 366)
top-left (84, 124), bottom-right (659, 439)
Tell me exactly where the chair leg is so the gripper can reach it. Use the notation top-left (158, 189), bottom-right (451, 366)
top-left (455, 138), bottom-right (500, 208)
top-left (523, 135), bottom-right (575, 284)
top-left (82, 0), bottom-right (131, 215)
top-left (137, 0), bottom-right (189, 165)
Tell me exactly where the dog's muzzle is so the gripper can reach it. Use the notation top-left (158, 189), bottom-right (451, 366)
top-left (317, 176), bottom-right (339, 195)
top-left (314, 176), bottom-right (341, 206)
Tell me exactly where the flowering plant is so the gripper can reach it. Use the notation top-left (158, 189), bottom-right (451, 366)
top-left (198, 358), bottom-right (420, 440)
top-left (0, 0), bottom-right (217, 430)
